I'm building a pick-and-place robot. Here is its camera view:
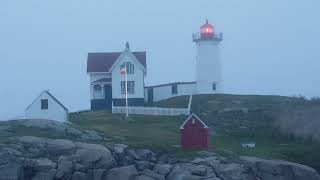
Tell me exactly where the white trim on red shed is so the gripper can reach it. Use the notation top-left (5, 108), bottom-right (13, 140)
top-left (179, 113), bottom-right (209, 130)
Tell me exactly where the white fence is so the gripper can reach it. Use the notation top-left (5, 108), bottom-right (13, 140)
top-left (112, 95), bottom-right (192, 116)
top-left (112, 106), bottom-right (190, 116)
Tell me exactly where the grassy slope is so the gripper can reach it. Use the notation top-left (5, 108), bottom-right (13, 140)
top-left (70, 94), bottom-right (320, 171)
top-left (69, 111), bottom-right (187, 153)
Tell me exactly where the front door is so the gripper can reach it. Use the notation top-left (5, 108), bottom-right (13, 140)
top-left (104, 84), bottom-right (112, 109)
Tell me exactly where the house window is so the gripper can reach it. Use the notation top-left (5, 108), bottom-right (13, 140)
top-left (172, 84), bottom-right (178, 94)
top-left (212, 83), bottom-right (217, 91)
top-left (93, 85), bottom-right (102, 91)
top-left (120, 62), bottom-right (134, 74)
top-left (41, 99), bottom-right (48, 110)
top-left (121, 81), bottom-right (135, 94)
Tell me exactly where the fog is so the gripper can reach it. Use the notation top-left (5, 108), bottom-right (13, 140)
top-left (1, 0), bottom-right (319, 120)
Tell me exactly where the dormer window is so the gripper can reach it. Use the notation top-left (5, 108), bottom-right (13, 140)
top-left (120, 62), bottom-right (134, 74)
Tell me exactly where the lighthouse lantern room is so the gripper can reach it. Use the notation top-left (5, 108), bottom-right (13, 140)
top-left (200, 19), bottom-right (214, 38)
top-left (193, 19), bottom-right (223, 94)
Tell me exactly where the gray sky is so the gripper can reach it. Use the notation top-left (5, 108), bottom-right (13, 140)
top-left (1, 0), bottom-right (319, 120)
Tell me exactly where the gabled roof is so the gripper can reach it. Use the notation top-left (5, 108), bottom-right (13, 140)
top-left (87, 51), bottom-right (146, 73)
top-left (26, 90), bottom-right (68, 111)
top-left (179, 113), bottom-right (209, 129)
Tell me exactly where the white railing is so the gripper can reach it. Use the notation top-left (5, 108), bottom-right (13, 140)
top-left (192, 32), bottom-right (223, 42)
top-left (112, 94), bottom-right (193, 116)
top-left (112, 106), bottom-right (190, 116)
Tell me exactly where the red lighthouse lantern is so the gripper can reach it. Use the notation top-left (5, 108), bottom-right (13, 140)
top-left (200, 19), bottom-right (214, 39)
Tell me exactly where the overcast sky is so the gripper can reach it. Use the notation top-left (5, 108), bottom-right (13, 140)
top-left (1, 0), bottom-right (319, 120)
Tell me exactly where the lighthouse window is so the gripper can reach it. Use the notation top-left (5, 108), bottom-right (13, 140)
top-left (212, 83), bottom-right (217, 91)
top-left (172, 84), bottom-right (178, 94)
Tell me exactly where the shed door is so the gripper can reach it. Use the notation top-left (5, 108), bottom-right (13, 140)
top-left (190, 127), bottom-right (207, 148)
top-left (191, 127), bottom-right (201, 147)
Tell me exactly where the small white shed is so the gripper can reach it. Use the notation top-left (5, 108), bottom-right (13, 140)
top-left (25, 90), bottom-right (69, 122)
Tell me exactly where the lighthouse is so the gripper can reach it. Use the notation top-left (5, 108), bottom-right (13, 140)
top-left (193, 20), bottom-right (223, 94)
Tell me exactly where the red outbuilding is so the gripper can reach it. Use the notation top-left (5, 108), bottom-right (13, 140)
top-left (180, 113), bottom-right (209, 149)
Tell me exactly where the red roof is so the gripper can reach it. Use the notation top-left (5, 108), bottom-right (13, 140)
top-left (180, 113), bottom-right (209, 129)
top-left (87, 52), bottom-right (146, 73)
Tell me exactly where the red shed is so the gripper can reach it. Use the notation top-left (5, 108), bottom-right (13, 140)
top-left (180, 113), bottom-right (209, 149)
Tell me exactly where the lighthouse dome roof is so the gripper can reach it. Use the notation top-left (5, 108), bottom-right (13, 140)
top-left (200, 19), bottom-right (214, 35)
top-left (201, 19), bottom-right (214, 29)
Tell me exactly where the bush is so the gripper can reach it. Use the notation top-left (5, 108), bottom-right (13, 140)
top-left (310, 96), bottom-right (320, 104)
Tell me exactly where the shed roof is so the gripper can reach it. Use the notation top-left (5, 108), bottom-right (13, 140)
top-left (179, 113), bottom-right (209, 129)
top-left (26, 90), bottom-right (68, 111)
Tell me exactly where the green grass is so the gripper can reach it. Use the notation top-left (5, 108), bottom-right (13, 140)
top-left (69, 110), bottom-right (320, 171)
top-left (69, 111), bottom-right (186, 151)
top-left (215, 135), bottom-right (320, 171)
top-left (11, 126), bottom-right (67, 139)
top-left (154, 96), bottom-right (190, 108)
top-left (0, 121), bottom-right (68, 140)
top-left (70, 111), bottom-right (209, 159)
top-left (68, 94), bottom-right (320, 171)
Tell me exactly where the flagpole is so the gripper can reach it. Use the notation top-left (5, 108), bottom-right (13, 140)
top-left (125, 67), bottom-right (129, 117)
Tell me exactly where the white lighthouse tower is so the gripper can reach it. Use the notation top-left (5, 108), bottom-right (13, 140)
top-left (193, 20), bottom-right (223, 94)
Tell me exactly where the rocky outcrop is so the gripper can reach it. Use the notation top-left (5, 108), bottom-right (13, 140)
top-left (55, 156), bottom-right (73, 179)
top-left (72, 142), bottom-right (115, 169)
top-left (4, 119), bottom-right (104, 141)
top-left (0, 161), bottom-right (24, 180)
top-left (1, 137), bottom-right (320, 180)
top-left (0, 152), bottom-right (24, 180)
top-left (240, 156), bottom-right (320, 180)
top-left (106, 165), bottom-right (138, 180)
top-left (0, 136), bottom-right (116, 180)
top-left (153, 164), bottom-right (173, 176)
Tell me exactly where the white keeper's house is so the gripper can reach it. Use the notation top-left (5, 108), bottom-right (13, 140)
top-left (87, 20), bottom-right (223, 110)
top-left (87, 43), bottom-right (146, 110)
